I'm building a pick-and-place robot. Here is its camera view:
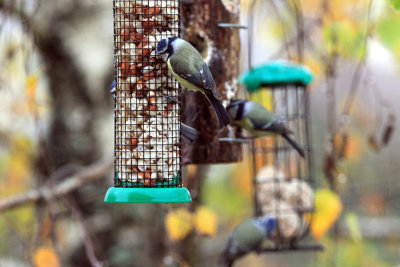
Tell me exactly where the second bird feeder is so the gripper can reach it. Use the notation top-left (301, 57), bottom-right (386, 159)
top-left (105, 0), bottom-right (191, 203)
top-left (242, 61), bottom-right (321, 250)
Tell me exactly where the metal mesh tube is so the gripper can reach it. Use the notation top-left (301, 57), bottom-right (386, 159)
top-left (250, 85), bottom-right (315, 247)
top-left (113, 0), bottom-right (181, 188)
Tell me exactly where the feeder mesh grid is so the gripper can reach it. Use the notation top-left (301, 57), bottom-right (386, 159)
top-left (250, 85), bottom-right (315, 246)
top-left (113, 0), bottom-right (182, 188)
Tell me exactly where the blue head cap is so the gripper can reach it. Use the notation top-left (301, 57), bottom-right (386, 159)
top-left (227, 99), bottom-right (247, 120)
top-left (259, 217), bottom-right (277, 236)
top-left (156, 38), bottom-right (168, 54)
top-left (156, 36), bottom-right (179, 55)
top-left (110, 80), bottom-right (117, 96)
top-left (229, 99), bottom-right (246, 106)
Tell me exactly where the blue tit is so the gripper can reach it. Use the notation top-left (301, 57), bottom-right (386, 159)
top-left (110, 80), bottom-right (117, 101)
top-left (156, 36), bottom-right (231, 129)
top-left (226, 99), bottom-right (305, 158)
top-left (220, 217), bottom-right (277, 267)
top-left (181, 123), bottom-right (200, 143)
top-left (110, 80), bottom-right (199, 143)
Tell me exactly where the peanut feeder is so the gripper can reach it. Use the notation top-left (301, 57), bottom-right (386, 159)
top-left (105, 0), bottom-right (191, 203)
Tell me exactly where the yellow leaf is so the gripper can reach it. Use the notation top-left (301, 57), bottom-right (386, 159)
top-left (186, 164), bottom-right (197, 178)
top-left (334, 132), bottom-right (364, 162)
top-left (33, 247), bottom-right (60, 267)
top-left (302, 0), bottom-right (323, 13)
top-left (347, 134), bottom-right (363, 161)
top-left (0, 136), bottom-right (34, 197)
top-left (308, 189), bottom-right (342, 240)
top-left (319, 0), bottom-right (363, 22)
top-left (232, 154), bottom-right (253, 199)
top-left (304, 55), bottom-right (322, 77)
top-left (165, 208), bottom-right (192, 241)
top-left (193, 206), bottom-right (218, 236)
top-left (25, 75), bottom-right (39, 116)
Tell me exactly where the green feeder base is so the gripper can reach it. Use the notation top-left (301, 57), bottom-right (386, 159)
top-left (104, 187), bottom-right (192, 203)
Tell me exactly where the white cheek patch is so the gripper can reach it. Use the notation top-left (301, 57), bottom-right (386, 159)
top-left (161, 53), bottom-right (169, 62)
top-left (171, 38), bottom-right (185, 51)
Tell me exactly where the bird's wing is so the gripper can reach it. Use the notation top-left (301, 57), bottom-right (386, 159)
top-left (248, 116), bottom-right (290, 134)
top-left (245, 110), bottom-right (274, 131)
top-left (249, 118), bottom-right (273, 131)
top-left (243, 102), bottom-right (279, 131)
top-left (169, 57), bottom-right (221, 100)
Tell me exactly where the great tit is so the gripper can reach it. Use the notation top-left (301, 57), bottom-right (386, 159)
top-left (220, 217), bottom-right (277, 267)
top-left (227, 99), bottom-right (305, 158)
top-left (156, 36), bottom-right (231, 129)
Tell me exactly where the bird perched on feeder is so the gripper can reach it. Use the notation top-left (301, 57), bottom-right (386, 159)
top-left (110, 80), bottom-right (117, 101)
top-left (220, 217), bottom-right (277, 267)
top-left (226, 99), bottom-right (305, 158)
top-left (110, 80), bottom-right (199, 143)
top-left (156, 36), bottom-right (231, 129)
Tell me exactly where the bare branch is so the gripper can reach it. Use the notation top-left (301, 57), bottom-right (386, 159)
top-left (339, 0), bottom-right (374, 124)
top-left (268, 0), bottom-right (292, 59)
top-left (0, 158), bottom-right (113, 212)
top-left (269, 18), bottom-right (322, 60)
top-left (0, 0), bottom-right (40, 37)
top-left (71, 203), bottom-right (105, 267)
top-left (290, 0), bottom-right (305, 62)
top-left (247, 0), bottom-right (257, 69)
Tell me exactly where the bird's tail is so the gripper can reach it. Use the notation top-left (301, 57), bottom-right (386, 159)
top-left (207, 95), bottom-right (231, 129)
top-left (281, 133), bottom-right (305, 158)
top-left (218, 251), bottom-right (233, 267)
top-left (181, 123), bottom-right (200, 143)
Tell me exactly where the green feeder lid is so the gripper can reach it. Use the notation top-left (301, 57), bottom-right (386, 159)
top-left (104, 187), bottom-right (192, 203)
top-left (240, 61), bottom-right (314, 92)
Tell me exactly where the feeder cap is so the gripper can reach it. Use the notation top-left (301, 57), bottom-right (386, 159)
top-left (104, 187), bottom-right (192, 203)
top-left (240, 61), bottom-right (314, 92)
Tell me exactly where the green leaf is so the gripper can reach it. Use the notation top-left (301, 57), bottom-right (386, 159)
top-left (323, 20), bottom-right (365, 60)
top-left (345, 212), bottom-right (362, 242)
top-left (390, 0), bottom-right (400, 11)
top-left (376, 14), bottom-right (400, 49)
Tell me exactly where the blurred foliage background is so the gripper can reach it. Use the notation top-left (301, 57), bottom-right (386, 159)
top-left (0, 0), bottom-right (400, 266)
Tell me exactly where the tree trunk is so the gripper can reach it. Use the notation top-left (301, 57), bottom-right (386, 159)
top-left (181, 0), bottom-right (242, 164)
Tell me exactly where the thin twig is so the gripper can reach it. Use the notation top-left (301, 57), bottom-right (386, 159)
top-left (0, 158), bottom-right (113, 212)
top-left (339, 0), bottom-right (374, 127)
top-left (290, 0), bottom-right (305, 62)
top-left (323, 0), bottom-right (338, 190)
top-left (248, 0), bottom-right (257, 69)
top-left (269, 18), bottom-right (321, 60)
top-left (71, 202), bottom-right (105, 267)
top-left (268, 0), bottom-right (292, 59)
